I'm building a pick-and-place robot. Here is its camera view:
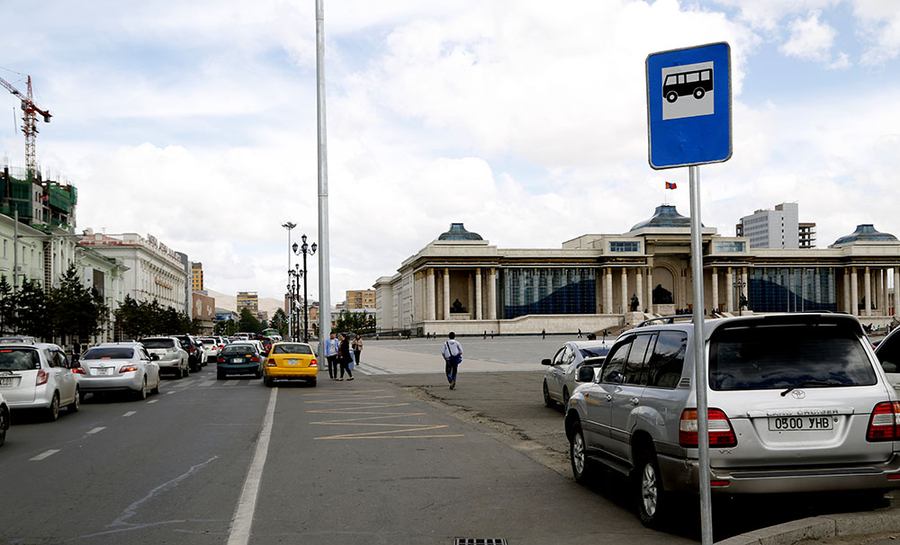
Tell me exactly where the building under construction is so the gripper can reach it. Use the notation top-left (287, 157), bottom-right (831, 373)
top-left (0, 164), bottom-right (77, 231)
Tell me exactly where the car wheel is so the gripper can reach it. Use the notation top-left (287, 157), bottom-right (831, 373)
top-left (255, 368), bottom-right (263, 379)
top-left (79, 390), bottom-right (87, 403)
top-left (68, 388), bottom-right (81, 412)
top-left (183, 364), bottom-right (190, 378)
top-left (136, 377), bottom-right (148, 400)
top-left (636, 449), bottom-right (669, 529)
top-left (562, 387), bottom-right (570, 406)
top-left (666, 91), bottom-right (678, 103)
top-left (693, 87), bottom-right (705, 99)
top-left (0, 405), bottom-right (9, 447)
top-left (47, 393), bottom-right (60, 422)
top-left (264, 375), bottom-right (273, 387)
top-left (543, 380), bottom-right (555, 407)
top-left (217, 371), bottom-right (225, 380)
top-left (570, 421), bottom-right (593, 483)
top-left (151, 377), bottom-right (161, 395)
top-left (309, 378), bottom-right (317, 387)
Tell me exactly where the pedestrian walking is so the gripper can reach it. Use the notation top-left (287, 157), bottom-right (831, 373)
top-left (577, 328), bottom-right (582, 338)
top-left (338, 333), bottom-right (354, 381)
top-left (441, 332), bottom-right (463, 390)
top-left (324, 332), bottom-right (339, 380)
top-left (72, 339), bottom-right (81, 363)
top-left (542, 328), bottom-right (546, 339)
top-left (352, 334), bottom-right (363, 367)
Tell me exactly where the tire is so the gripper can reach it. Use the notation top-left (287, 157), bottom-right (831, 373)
top-left (79, 390), bottom-right (87, 404)
top-left (543, 380), bottom-right (555, 407)
top-left (562, 387), bottom-right (570, 406)
top-left (46, 393), bottom-right (60, 422)
top-left (0, 406), bottom-right (9, 447)
top-left (255, 368), bottom-right (263, 379)
top-left (264, 376), bottom-right (273, 387)
top-left (666, 91), bottom-right (678, 103)
top-left (151, 377), bottom-right (161, 395)
top-left (309, 378), bottom-right (317, 387)
top-left (693, 87), bottom-right (705, 99)
top-left (68, 388), bottom-right (81, 413)
top-left (135, 377), bottom-right (148, 400)
top-left (636, 449), bottom-right (669, 529)
top-left (570, 422), bottom-right (593, 483)
top-left (183, 363), bottom-right (190, 378)
top-left (217, 371), bottom-right (225, 380)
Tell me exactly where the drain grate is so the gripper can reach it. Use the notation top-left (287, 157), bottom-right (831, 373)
top-left (455, 540), bottom-right (507, 545)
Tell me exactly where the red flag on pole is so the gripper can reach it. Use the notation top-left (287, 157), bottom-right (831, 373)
top-left (665, 181), bottom-right (677, 190)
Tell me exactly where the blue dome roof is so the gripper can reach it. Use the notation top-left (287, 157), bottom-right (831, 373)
top-left (438, 223), bottom-right (483, 241)
top-left (630, 205), bottom-right (698, 231)
top-left (833, 224), bottom-right (897, 245)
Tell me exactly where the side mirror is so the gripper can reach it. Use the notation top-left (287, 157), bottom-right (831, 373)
top-left (151, 353), bottom-right (160, 361)
top-left (577, 366), bottom-right (595, 383)
top-left (541, 358), bottom-right (552, 366)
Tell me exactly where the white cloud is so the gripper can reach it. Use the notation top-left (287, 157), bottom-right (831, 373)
top-left (853, 0), bottom-right (900, 65)
top-left (779, 10), bottom-right (848, 68)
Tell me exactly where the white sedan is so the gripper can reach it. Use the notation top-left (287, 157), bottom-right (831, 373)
top-left (542, 340), bottom-right (611, 408)
top-left (76, 342), bottom-right (161, 401)
top-left (0, 341), bottom-right (80, 421)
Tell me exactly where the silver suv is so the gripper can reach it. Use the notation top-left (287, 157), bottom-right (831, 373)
top-left (565, 313), bottom-right (900, 528)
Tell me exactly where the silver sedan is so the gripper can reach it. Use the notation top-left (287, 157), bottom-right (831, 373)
top-left (76, 342), bottom-right (161, 401)
top-left (542, 340), bottom-right (611, 408)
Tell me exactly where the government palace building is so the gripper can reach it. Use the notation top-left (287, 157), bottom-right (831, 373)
top-left (374, 204), bottom-right (900, 336)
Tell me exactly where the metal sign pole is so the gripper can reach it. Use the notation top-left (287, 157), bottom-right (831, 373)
top-left (315, 0), bottom-right (331, 355)
top-left (689, 164), bottom-right (713, 544)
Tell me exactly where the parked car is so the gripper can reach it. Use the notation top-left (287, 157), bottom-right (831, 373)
top-left (173, 334), bottom-right (204, 372)
top-left (542, 340), bottom-right (611, 408)
top-left (263, 342), bottom-right (318, 387)
top-left (140, 336), bottom-right (190, 378)
top-left (0, 392), bottom-right (9, 446)
top-left (76, 342), bottom-right (161, 400)
top-left (874, 327), bottom-right (900, 390)
top-left (565, 313), bottom-right (900, 528)
top-left (216, 342), bottom-right (263, 380)
top-left (199, 337), bottom-right (220, 363)
top-left (0, 341), bottom-right (80, 421)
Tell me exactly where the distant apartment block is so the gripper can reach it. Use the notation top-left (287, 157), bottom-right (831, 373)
top-left (736, 202), bottom-right (813, 249)
top-left (346, 289), bottom-right (376, 309)
top-left (191, 262), bottom-right (203, 291)
top-left (237, 291), bottom-right (258, 316)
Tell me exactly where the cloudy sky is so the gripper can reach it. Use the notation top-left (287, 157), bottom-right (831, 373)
top-left (1, 0), bottom-right (899, 305)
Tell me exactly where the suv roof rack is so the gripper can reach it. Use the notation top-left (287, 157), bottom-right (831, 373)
top-left (634, 315), bottom-right (697, 328)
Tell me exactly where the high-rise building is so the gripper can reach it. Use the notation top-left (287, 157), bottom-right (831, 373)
top-left (799, 222), bottom-right (817, 249)
top-left (237, 291), bottom-right (258, 316)
top-left (346, 289), bottom-right (376, 309)
top-left (191, 262), bottom-right (203, 291)
top-left (737, 202), bottom-right (801, 249)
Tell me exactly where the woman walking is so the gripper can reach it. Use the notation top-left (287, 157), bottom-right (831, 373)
top-left (338, 333), bottom-right (354, 381)
top-left (352, 334), bottom-right (363, 367)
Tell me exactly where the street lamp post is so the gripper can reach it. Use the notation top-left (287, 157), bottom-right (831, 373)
top-left (293, 234), bottom-right (317, 343)
top-left (282, 222), bottom-right (296, 336)
top-left (733, 279), bottom-right (747, 316)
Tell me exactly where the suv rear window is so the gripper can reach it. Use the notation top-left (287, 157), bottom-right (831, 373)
top-left (141, 339), bottom-right (175, 349)
top-left (0, 347), bottom-right (40, 370)
top-left (272, 344), bottom-right (313, 355)
top-left (83, 347), bottom-right (135, 360)
top-left (709, 323), bottom-right (876, 391)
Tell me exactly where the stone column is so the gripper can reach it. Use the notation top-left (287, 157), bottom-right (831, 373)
top-left (895, 267), bottom-right (899, 318)
top-left (711, 267), bottom-right (719, 314)
top-left (426, 268), bottom-right (436, 320)
top-left (475, 268), bottom-right (483, 320)
top-left (636, 268), bottom-right (643, 312)
top-left (883, 269), bottom-right (889, 316)
top-left (742, 268), bottom-right (749, 310)
top-left (851, 267), bottom-right (859, 316)
top-left (604, 268), bottom-right (613, 315)
top-left (621, 268), bottom-right (628, 314)
top-left (443, 268), bottom-right (451, 320)
top-left (865, 267), bottom-right (872, 317)
top-left (467, 273), bottom-right (475, 317)
top-left (489, 268), bottom-right (497, 320)
top-left (726, 267), bottom-right (734, 312)
top-left (843, 268), bottom-right (851, 313)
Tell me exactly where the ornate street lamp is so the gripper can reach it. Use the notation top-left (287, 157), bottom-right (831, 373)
top-left (282, 222), bottom-right (296, 336)
top-left (292, 234), bottom-right (317, 342)
top-left (733, 279), bottom-right (748, 316)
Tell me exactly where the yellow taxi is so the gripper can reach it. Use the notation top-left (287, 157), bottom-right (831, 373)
top-left (263, 342), bottom-right (318, 387)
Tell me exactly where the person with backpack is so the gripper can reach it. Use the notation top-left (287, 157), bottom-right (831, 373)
top-left (441, 332), bottom-right (463, 390)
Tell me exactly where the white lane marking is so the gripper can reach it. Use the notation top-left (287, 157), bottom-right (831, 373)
top-left (123, 411), bottom-right (137, 417)
top-left (147, 399), bottom-right (159, 404)
top-left (30, 449), bottom-right (60, 461)
top-left (86, 427), bottom-right (106, 435)
top-left (167, 391), bottom-right (176, 395)
top-left (224, 381), bottom-right (238, 387)
top-left (227, 387), bottom-right (277, 545)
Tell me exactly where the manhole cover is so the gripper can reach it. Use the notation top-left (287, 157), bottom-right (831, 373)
top-left (455, 540), bottom-right (507, 545)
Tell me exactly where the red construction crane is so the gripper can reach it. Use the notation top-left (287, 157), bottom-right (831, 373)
top-left (0, 74), bottom-right (52, 178)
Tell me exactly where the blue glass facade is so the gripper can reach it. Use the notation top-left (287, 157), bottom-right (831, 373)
top-left (500, 268), bottom-right (596, 319)
top-left (748, 267), bottom-right (836, 313)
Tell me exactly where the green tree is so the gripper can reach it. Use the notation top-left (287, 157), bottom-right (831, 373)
top-left (238, 308), bottom-right (263, 334)
top-left (50, 265), bottom-right (108, 343)
top-left (14, 279), bottom-right (50, 338)
top-left (333, 310), bottom-right (375, 334)
top-left (0, 276), bottom-right (14, 335)
top-left (273, 308), bottom-right (288, 337)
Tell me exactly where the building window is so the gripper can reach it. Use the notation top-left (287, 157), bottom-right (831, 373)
top-left (499, 268), bottom-right (596, 319)
top-left (713, 241), bottom-right (746, 253)
top-left (610, 241), bottom-right (640, 253)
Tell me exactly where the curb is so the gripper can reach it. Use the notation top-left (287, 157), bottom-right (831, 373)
top-left (717, 508), bottom-right (900, 545)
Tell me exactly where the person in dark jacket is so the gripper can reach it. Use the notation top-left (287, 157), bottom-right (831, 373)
top-left (338, 333), bottom-right (354, 381)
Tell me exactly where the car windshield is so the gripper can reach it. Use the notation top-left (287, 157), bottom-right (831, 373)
top-left (272, 344), bottom-right (313, 355)
top-left (141, 339), bottom-right (174, 349)
top-left (0, 347), bottom-right (41, 371)
top-left (83, 347), bottom-right (135, 360)
top-left (580, 346), bottom-right (610, 358)
top-left (709, 323), bottom-right (876, 391)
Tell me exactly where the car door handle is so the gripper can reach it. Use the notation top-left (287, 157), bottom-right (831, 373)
top-left (630, 397), bottom-right (640, 405)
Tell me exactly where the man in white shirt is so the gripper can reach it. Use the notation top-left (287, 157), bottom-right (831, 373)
top-left (441, 332), bottom-right (464, 390)
top-left (324, 332), bottom-right (339, 380)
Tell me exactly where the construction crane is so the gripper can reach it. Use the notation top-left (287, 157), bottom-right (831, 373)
top-left (0, 74), bottom-right (52, 178)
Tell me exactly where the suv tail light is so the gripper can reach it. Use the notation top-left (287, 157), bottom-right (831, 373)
top-left (36, 369), bottom-right (49, 386)
top-left (679, 408), bottom-right (737, 448)
top-left (867, 401), bottom-right (900, 442)
top-left (119, 365), bottom-right (138, 373)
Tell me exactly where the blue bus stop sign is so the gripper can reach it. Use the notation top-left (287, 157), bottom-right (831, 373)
top-left (647, 42), bottom-right (732, 169)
